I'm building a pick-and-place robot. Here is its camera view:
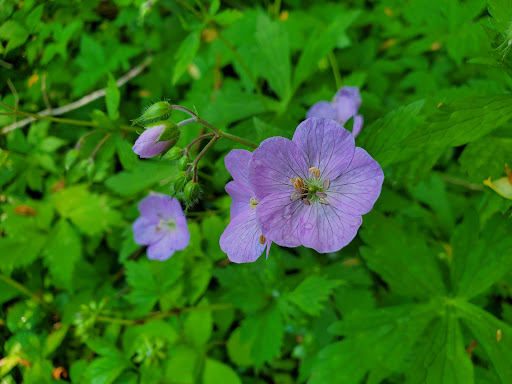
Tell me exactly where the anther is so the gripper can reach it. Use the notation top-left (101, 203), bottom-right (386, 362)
top-left (316, 192), bottom-right (327, 198)
top-left (290, 192), bottom-right (302, 202)
top-left (319, 199), bottom-right (330, 205)
top-left (309, 167), bottom-right (321, 178)
top-left (259, 235), bottom-right (266, 245)
top-left (250, 197), bottom-right (258, 210)
top-left (290, 178), bottom-right (296, 184)
top-left (294, 177), bottom-right (304, 192)
top-left (302, 198), bottom-right (311, 206)
top-left (323, 179), bottom-right (330, 190)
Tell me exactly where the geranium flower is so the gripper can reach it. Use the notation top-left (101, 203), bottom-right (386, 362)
top-left (132, 193), bottom-right (190, 260)
top-left (220, 149), bottom-right (271, 263)
top-left (132, 124), bottom-right (171, 158)
top-left (306, 86), bottom-right (364, 137)
top-left (249, 117), bottom-right (383, 253)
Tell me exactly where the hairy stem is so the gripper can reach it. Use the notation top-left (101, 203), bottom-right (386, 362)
top-left (187, 136), bottom-right (220, 176)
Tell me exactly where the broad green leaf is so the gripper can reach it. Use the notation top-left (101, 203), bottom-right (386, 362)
top-left (459, 137), bottom-right (512, 182)
top-left (457, 300), bottom-right (512, 383)
top-left (125, 260), bottom-right (159, 314)
top-left (203, 359), bottom-right (241, 384)
top-left (43, 219), bottom-right (81, 291)
top-left (184, 300), bottom-right (213, 348)
top-left (451, 211), bottom-right (512, 299)
top-left (82, 357), bottom-right (130, 384)
top-left (0, 230), bottom-right (46, 272)
top-left (240, 304), bottom-right (284, 366)
top-left (286, 276), bottom-right (341, 316)
top-left (105, 73), bottom-right (120, 119)
top-left (293, 11), bottom-right (359, 89)
top-left (311, 303), bottom-right (437, 384)
top-left (0, 20), bottom-right (29, 53)
top-left (359, 213), bottom-right (447, 299)
top-left (164, 345), bottom-right (200, 383)
top-left (255, 13), bottom-right (291, 100)
top-left (227, 327), bottom-right (254, 367)
top-left (172, 31), bottom-right (201, 84)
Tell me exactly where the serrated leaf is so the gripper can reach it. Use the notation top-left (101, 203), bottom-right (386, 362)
top-left (125, 260), bottom-right (159, 314)
top-left (286, 276), bottom-right (341, 316)
top-left (451, 211), bottom-right (512, 299)
top-left (459, 137), bottom-right (512, 182)
top-left (105, 73), bottom-right (120, 119)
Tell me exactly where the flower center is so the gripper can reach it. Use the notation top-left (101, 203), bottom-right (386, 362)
top-left (249, 197), bottom-right (258, 210)
top-left (290, 167), bottom-right (330, 206)
top-left (158, 219), bottom-right (176, 231)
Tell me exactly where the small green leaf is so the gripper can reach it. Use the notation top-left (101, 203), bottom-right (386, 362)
top-left (286, 276), bottom-right (341, 316)
top-left (105, 73), bottom-right (120, 119)
top-left (0, 20), bottom-right (29, 54)
top-left (184, 299), bottom-right (213, 348)
top-left (172, 31), bottom-right (201, 84)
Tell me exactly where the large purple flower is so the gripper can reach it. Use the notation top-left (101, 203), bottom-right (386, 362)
top-left (220, 149), bottom-right (271, 263)
top-left (249, 118), bottom-right (383, 253)
top-left (132, 193), bottom-right (190, 260)
top-left (132, 125), bottom-right (170, 158)
top-left (306, 86), bottom-right (364, 138)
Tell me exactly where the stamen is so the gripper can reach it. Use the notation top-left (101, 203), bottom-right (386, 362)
top-left (259, 234), bottom-right (266, 245)
top-left (290, 178), bottom-right (296, 184)
top-left (323, 179), bottom-right (330, 190)
top-left (290, 192), bottom-right (302, 202)
top-left (319, 199), bottom-right (330, 205)
top-left (294, 177), bottom-right (305, 192)
top-left (309, 167), bottom-right (321, 178)
top-left (316, 192), bottom-right (327, 198)
top-left (302, 198), bottom-right (311, 206)
top-left (250, 197), bottom-right (258, 210)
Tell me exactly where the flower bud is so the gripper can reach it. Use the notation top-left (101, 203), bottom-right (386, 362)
top-left (178, 156), bottom-right (191, 171)
top-left (184, 180), bottom-right (201, 205)
top-left (165, 147), bottom-right (183, 160)
top-left (134, 101), bottom-right (171, 124)
top-left (156, 121), bottom-right (180, 143)
top-left (173, 171), bottom-right (190, 193)
top-left (133, 121), bottom-right (180, 159)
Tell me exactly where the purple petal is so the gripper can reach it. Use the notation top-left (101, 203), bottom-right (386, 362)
top-left (133, 125), bottom-right (170, 158)
top-left (132, 216), bottom-right (165, 245)
top-left (334, 87), bottom-right (362, 126)
top-left (298, 204), bottom-right (362, 253)
top-left (138, 193), bottom-right (182, 221)
top-left (220, 209), bottom-right (267, 263)
top-left (352, 115), bottom-right (364, 138)
top-left (146, 225), bottom-right (190, 261)
top-left (328, 148), bottom-right (384, 216)
top-left (255, 193), bottom-right (306, 248)
top-left (292, 118), bottom-right (355, 181)
top-left (306, 101), bottom-right (337, 121)
top-left (249, 136), bottom-right (309, 202)
top-left (225, 181), bottom-right (254, 219)
top-left (225, 149), bottom-right (252, 188)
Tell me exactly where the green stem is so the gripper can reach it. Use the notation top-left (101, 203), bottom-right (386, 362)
top-left (187, 136), bottom-right (220, 176)
top-left (186, 133), bottom-right (216, 155)
top-left (0, 273), bottom-right (51, 310)
top-left (218, 131), bottom-right (258, 149)
top-left (96, 304), bottom-right (233, 325)
top-left (328, 52), bottom-right (342, 90)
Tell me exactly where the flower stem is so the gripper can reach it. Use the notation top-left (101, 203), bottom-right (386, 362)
top-left (186, 133), bottom-right (216, 155)
top-left (96, 303), bottom-right (233, 325)
top-left (187, 135), bottom-right (220, 176)
top-left (218, 131), bottom-right (258, 149)
top-left (328, 52), bottom-right (343, 90)
top-left (0, 273), bottom-right (52, 310)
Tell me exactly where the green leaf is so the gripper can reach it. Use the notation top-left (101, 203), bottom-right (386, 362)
top-left (203, 359), bottom-right (241, 384)
top-left (51, 185), bottom-right (122, 235)
top-left (0, 230), bottom-right (46, 272)
top-left (184, 300), bottom-right (213, 348)
top-left (359, 213), bottom-right (447, 299)
top-left (240, 304), bottom-right (284, 366)
top-left (122, 320), bottom-right (178, 359)
top-left (459, 137), bottom-right (512, 182)
top-left (105, 73), bottom-right (120, 119)
top-left (82, 357), bottom-right (130, 384)
top-left (227, 327), bottom-right (254, 367)
top-left (286, 276), bottom-right (341, 316)
top-left (293, 11), bottom-right (359, 89)
top-left (172, 31), bottom-right (201, 84)
top-left (311, 303), bottom-right (437, 384)
top-left (0, 20), bottom-right (29, 54)
top-left (125, 260), bottom-right (159, 314)
top-left (451, 211), bottom-right (512, 299)
top-left (164, 345), bottom-right (200, 383)
top-left (43, 219), bottom-right (81, 291)
top-left (255, 13), bottom-right (291, 100)
top-left (457, 300), bottom-right (512, 383)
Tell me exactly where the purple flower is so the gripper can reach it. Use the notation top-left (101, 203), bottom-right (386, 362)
top-left (220, 149), bottom-right (271, 263)
top-left (249, 118), bottom-right (383, 253)
top-left (132, 125), bottom-right (170, 158)
top-left (306, 86), bottom-right (364, 138)
top-left (132, 193), bottom-right (190, 260)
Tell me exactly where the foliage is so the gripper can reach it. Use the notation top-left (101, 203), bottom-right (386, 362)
top-left (1, 0), bottom-right (512, 383)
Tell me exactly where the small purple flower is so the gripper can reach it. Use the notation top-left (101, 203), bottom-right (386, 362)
top-left (306, 86), bottom-right (364, 138)
top-left (220, 149), bottom-right (271, 263)
top-left (132, 193), bottom-right (190, 260)
top-left (249, 118), bottom-right (383, 253)
top-left (132, 125), bottom-right (170, 158)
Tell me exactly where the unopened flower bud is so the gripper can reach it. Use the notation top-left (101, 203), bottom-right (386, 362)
top-left (165, 147), bottom-right (183, 160)
top-left (184, 180), bottom-right (201, 205)
top-left (156, 121), bottom-right (180, 143)
top-left (134, 101), bottom-right (171, 124)
top-left (173, 171), bottom-right (190, 193)
top-left (133, 121), bottom-right (180, 158)
top-left (178, 156), bottom-right (191, 171)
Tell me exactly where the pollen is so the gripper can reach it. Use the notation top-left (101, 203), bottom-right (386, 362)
top-left (250, 197), bottom-right (258, 210)
top-left (309, 167), bottom-right (321, 178)
top-left (293, 177), bottom-right (305, 192)
top-left (259, 235), bottom-right (266, 245)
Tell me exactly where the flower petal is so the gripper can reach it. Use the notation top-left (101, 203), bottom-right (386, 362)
top-left (334, 86), bottom-right (361, 125)
top-left (328, 148), bottom-right (384, 216)
top-left (220, 209), bottom-right (267, 263)
top-left (146, 225), bottom-right (190, 261)
top-left (225, 181), bottom-right (254, 219)
top-left (249, 136), bottom-right (309, 201)
top-left (132, 216), bottom-right (164, 245)
top-left (225, 149), bottom-right (253, 187)
top-left (306, 101), bottom-right (337, 121)
top-left (132, 125), bottom-right (169, 158)
top-left (138, 193), bottom-right (183, 221)
top-left (298, 203), bottom-right (362, 253)
top-left (292, 118), bottom-right (355, 181)
top-left (352, 114), bottom-right (364, 138)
